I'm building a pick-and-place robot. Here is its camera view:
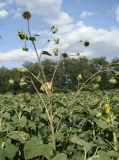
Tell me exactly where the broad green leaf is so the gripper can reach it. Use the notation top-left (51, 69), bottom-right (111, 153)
top-left (11, 115), bottom-right (19, 124)
top-left (98, 151), bottom-right (111, 160)
top-left (28, 120), bottom-right (36, 131)
top-left (55, 131), bottom-right (64, 141)
top-left (0, 150), bottom-right (5, 160)
top-left (42, 51), bottom-right (51, 56)
top-left (8, 131), bottom-right (29, 142)
top-left (71, 135), bottom-right (95, 152)
top-left (93, 118), bottom-right (110, 129)
top-left (107, 150), bottom-right (119, 158)
top-left (0, 138), bottom-right (11, 148)
top-left (29, 36), bottom-right (36, 41)
top-left (24, 137), bottom-right (53, 160)
top-left (3, 112), bottom-right (10, 120)
top-left (72, 152), bottom-right (84, 160)
top-left (23, 107), bottom-right (32, 113)
top-left (4, 144), bottom-right (18, 159)
top-left (51, 153), bottom-right (67, 160)
top-left (94, 137), bottom-right (107, 148)
top-left (87, 155), bottom-right (100, 160)
top-left (19, 116), bottom-right (27, 127)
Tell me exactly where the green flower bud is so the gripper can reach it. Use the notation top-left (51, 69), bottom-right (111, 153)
top-left (84, 41), bottom-right (90, 47)
top-left (54, 38), bottom-right (60, 44)
top-left (20, 82), bottom-right (27, 86)
top-left (104, 103), bottom-right (111, 113)
top-left (109, 78), bottom-right (117, 84)
top-left (17, 67), bottom-right (28, 73)
top-left (51, 26), bottom-right (58, 34)
top-left (18, 30), bottom-right (26, 40)
top-left (95, 75), bottom-right (101, 82)
top-left (62, 52), bottom-right (68, 58)
top-left (20, 78), bottom-right (25, 83)
top-left (21, 92), bottom-right (31, 102)
top-left (22, 47), bottom-right (28, 51)
top-left (77, 74), bottom-right (83, 80)
top-left (9, 79), bottom-right (14, 84)
top-left (53, 48), bottom-right (59, 56)
top-left (115, 71), bottom-right (119, 76)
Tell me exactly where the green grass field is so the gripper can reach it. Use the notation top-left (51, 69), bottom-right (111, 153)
top-left (0, 89), bottom-right (119, 159)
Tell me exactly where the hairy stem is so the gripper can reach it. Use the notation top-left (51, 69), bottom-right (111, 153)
top-left (56, 68), bottom-right (113, 132)
top-left (31, 79), bottom-right (56, 150)
top-left (27, 19), bottom-right (56, 150)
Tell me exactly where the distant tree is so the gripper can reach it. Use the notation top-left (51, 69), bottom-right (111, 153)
top-left (90, 57), bottom-right (109, 72)
top-left (12, 80), bottom-right (20, 95)
top-left (0, 56), bottom-right (118, 93)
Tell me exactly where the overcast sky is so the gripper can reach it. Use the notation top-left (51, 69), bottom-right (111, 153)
top-left (0, 0), bottom-right (119, 68)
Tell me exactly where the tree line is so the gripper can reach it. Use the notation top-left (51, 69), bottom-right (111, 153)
top-left (0, 56), bottom-right (119, 93)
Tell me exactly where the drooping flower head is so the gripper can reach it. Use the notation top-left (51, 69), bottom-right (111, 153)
top-left (22, 11), bottom-right (31, 20)
top-left (51, 26), bottom-right (58, 34)
top-left (84, 41), bottom-right (90, 47)
top-left (18, 30), bottom-right (26, 40)
top-left (17, 67), bottom-right (28, 73)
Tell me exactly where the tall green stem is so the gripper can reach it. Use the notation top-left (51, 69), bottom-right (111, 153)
top-left (27, 19), bottom-right (56, 150)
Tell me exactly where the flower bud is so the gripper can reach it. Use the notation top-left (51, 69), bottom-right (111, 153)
top-left (109, 78), bottom-right (117, 84)
top-left (22, 47), bottom-right (29, 51)
top-left (84, 41), bottom-right (90, 47)
top-left (54, 38), bottom-right (60, 44)
top-left (62, 53), bottom-right (68, 58)
top-left (51, 26), bottom-right (58, 34)
top-left (18, 30), bottom-right (26, 40)
top-left (77, 74), bottom-right (83, 80)
top-left (104, 103), bottom-right (111, 113)
top-left (53, 48), bottom-right (59, 56)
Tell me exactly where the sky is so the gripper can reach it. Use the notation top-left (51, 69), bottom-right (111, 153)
top-left (0, 0), bottom-right (119, 68)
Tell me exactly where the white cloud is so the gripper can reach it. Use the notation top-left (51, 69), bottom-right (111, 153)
top-left (0, 0), bottom-right (13, 9)
top-left (0, 9), bottom-right (8, 18)
top-left (14, 12), bottom-right (20, 18)
top-left (0, 48), bottom-right (58, 68)
top-left (0, 1), bottom-right (119, 68)
top-left (115, 5), bottom-right (119, 21)
top-left (0, 2), bottom-right (6, 9)
top-left (1, 22), bottom-right (119, 68)
top-left (14, 0), bottom-right (72, 26)
top-left (0, 49), bottom-right (37, 66)
top-left (12, 8), bottom-right (22, 18)
top-left (80, 11), bottom-right (94, 19)
top-left (1, 17), bottom-right (119, 66)
top-left (57, 21), bottom-right (119, 59)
